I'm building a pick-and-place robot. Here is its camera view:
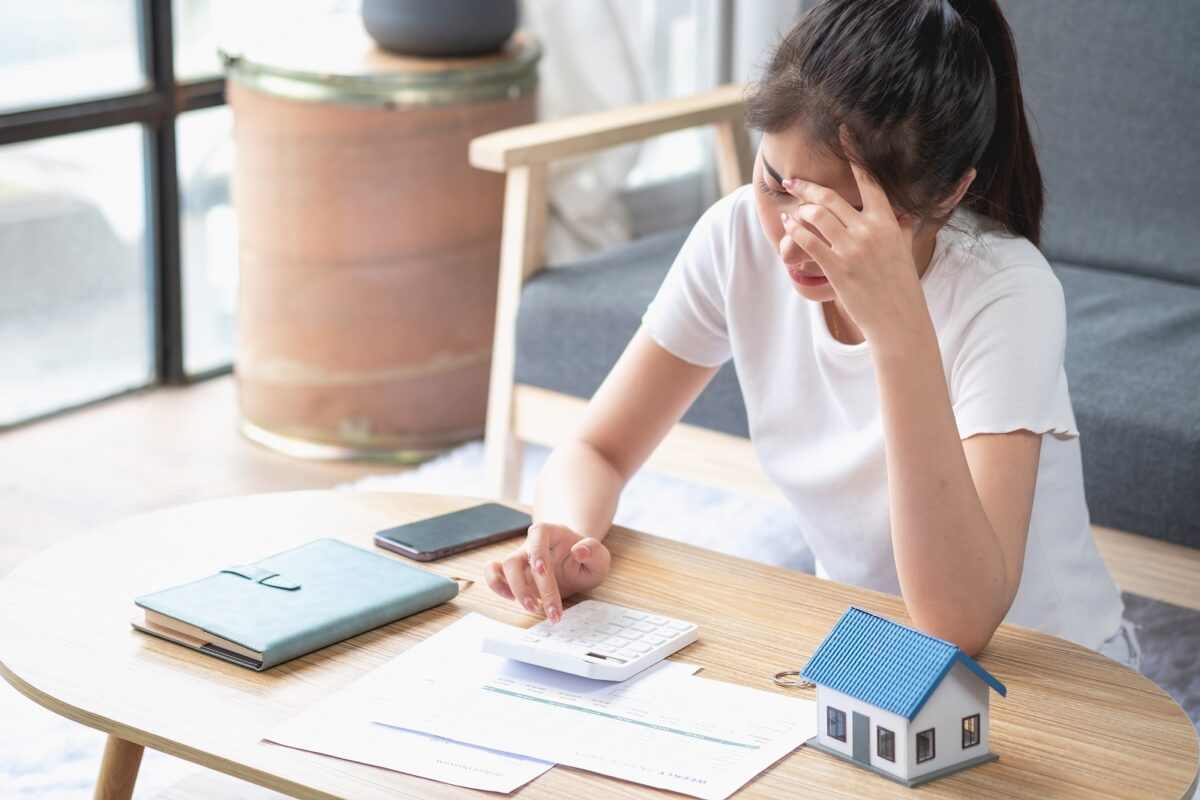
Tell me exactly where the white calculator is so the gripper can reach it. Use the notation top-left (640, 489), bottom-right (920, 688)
top-left (481, 599), bottom-right (699, 681)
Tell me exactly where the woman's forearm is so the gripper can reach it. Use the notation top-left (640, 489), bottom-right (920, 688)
top-left (870, 310), bottom-right (1012, 654)
top-left (531, 439), bottom-right (625, 542)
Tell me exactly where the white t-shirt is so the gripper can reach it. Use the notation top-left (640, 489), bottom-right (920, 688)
top-left (641, 183), bottom-right (1124, 650)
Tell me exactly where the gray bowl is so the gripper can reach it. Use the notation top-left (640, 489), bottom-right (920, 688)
top-left (362, 0), bottom-right (518, 58)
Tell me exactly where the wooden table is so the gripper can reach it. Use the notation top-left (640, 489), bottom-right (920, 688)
top-left (0, 491), bottom-right (1196, 799)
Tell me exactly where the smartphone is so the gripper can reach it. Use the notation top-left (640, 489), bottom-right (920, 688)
top-left (374, 503), bottom-right (533, 561)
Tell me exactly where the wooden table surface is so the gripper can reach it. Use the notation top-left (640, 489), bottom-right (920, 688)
top-left (0, 491), bottom-right (1195, 799)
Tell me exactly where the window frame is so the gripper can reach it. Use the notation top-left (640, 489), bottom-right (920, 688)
top-left (877, 725), bottom-right (895, 762)
top-left (0, 0), bottom-right (228, 430)
top-left (916, 727), bottom-right (936, 763)
top-left (827, 706), bottom-right (847, 742)
top-left (962, 713), bottom-right (981, 748)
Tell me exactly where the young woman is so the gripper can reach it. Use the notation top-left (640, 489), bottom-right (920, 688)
top-left (483, 0), bottom-right (1138, 663)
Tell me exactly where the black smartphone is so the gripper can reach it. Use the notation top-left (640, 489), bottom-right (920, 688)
top-left (374, 503), bottom-right (533, 561)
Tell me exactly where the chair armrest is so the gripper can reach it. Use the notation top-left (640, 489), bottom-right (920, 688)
top-left (469, 83), bottom-right (747, 172)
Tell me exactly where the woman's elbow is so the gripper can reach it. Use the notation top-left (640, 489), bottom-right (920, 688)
top-left (909, 610), bottom-right (1001, 658)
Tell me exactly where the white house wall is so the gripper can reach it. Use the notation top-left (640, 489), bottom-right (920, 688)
top-left (814, 685), bottom-right (910, 780)
top-left (907, 660), bottom-right (990, 778)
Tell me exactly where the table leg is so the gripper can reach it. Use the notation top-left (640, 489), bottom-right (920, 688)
top-left (93, 734), bottom-right (144, 800)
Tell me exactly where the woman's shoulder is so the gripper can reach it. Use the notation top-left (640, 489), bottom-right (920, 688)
top-left (691, 183), bottom-right (759, 239)
top-left (931, 207), bottom-right (1065, 313)
top-left (677, 184), bottom-right (773, 276)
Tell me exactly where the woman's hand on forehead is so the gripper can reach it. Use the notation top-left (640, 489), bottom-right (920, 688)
top-left (778, 125), bottom-right (924, 340)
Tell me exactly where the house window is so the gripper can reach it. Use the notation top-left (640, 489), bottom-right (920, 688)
top-left (877, 726), bottom-right (895, 762)
top-left (827, 706), bottom-right (846, 741)
top-left (962, 714), bottom-right (980, 748)
top-left (916, 728), bottom-right (936, 763)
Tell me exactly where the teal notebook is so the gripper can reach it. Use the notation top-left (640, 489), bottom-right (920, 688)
top-left (132, 538), bottom-right (459, 670)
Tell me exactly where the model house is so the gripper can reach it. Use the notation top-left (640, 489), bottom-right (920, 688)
top-left (800, 607), bottom-right (1007, 787)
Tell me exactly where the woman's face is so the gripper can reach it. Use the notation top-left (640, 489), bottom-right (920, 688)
top-left (752, 129), bottom-right (915, 302)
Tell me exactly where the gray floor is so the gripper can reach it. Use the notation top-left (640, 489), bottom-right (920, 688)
top-left (1124, 591), bottom-right (1200, 735)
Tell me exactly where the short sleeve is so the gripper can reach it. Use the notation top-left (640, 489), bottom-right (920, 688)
top-left (640, 197), bottom-right (735, 368)
top-left (950, 265), bottom-right (1079, 440)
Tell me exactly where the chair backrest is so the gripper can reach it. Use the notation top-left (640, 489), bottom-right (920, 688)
top-left (1000, 0), bottom-right (1199, 285)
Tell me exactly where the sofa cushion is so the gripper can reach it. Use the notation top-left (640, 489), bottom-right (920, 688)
top-left (514, 225), bottom-right (750, 438)
top-left (999, 0), bottom-right (1200, 286)
top-left (1053, 263), bottom-right (1200, 548)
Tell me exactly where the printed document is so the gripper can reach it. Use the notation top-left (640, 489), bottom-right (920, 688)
top-left (264, 612), bottom-right (698, 793)
top-left (372, 626), bottom-right (816, 800)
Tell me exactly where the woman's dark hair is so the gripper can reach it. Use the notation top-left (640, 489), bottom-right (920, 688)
top-left (745, 0), bottom-right (1044, 245)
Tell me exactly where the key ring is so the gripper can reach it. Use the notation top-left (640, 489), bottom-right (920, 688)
top-left (773, 670), bottom-right (815, 689)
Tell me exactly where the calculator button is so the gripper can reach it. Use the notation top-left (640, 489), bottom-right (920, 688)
top-left (631, 622), bottom-right (657, 633)
top-left (609, 637), bottom-right (632, 648)
top-left (622, 630), bottom-right (643, 641)
top-left (581, 631), bottom-right (605, 643)
top-left (643, 635), bottom-right (666, 645)
top-left (621, 611), bottom-right (647, 621)
top-left (618, 648), bottom-right (642, 660)
top-left (646, 615), bottom-right (668, 625)
top-left (599, 623), bottom-right (622, 636)
top-left (666, 621), bottom-right (690, 630)
top-left (662, 629), bottom-right (680, 639)
top-left (611, 618), bottom-right (633, 628)
top-left (595, 644), bottom-right (618, 653)
top-left (629, 642), bottom-right (652, 653)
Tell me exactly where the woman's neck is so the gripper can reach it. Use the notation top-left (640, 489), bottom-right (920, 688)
top-left (913, 224), bottom-right (940, 279)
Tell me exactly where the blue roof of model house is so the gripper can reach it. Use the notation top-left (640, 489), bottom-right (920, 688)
top-left (800, 607), bottom-right (1006, 721)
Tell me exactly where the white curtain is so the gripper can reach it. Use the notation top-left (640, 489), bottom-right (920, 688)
top-left (518, 0), bottom-right (806, 267)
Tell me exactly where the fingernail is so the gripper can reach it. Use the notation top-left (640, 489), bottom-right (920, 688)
top-left (534, 558), bottom-right (547, 575)
top-left (576, 546), bottom-right (590, 559)
top-left (782, 178), bottom-right (793, 188)
top-left (522, 597), bottom-right (537, 612)
top-left (547, 606), bottom-right (560, 623)
top-left (780, 212), bottom-right (791, 225)
top-left (499, 587), bottom-right (513, 600)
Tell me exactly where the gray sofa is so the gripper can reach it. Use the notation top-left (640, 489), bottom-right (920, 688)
top-left (513, 0), bottom-right (1200, 550)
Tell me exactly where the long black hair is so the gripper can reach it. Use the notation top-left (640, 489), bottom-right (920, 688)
top-left (745, 0), bottom-right (1044, 245)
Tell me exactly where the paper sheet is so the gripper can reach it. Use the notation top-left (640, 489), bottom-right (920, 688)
top-left (264, 612), bottom-right (698, 793)
top-left (372, 627), bottom-right (817, 800)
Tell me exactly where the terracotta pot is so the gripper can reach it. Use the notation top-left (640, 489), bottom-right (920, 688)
top-left (222, 21), bottom-right (540, 461)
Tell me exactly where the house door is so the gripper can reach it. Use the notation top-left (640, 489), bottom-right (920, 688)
top-left (852, 712), bottom-right (870, 764)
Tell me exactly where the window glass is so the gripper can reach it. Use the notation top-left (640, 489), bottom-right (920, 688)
top-left (178, 106), bottom-right (236, 374)
top-left (916, 728), bottom-right (936, 763)
top-left (0, 0), bottom-right (146, 113)
top-left (826, 706), bottom-right (846, 741)
top-left (877, 726), bottom-right (895, 762)
top-left (0, 125), bottom-right (152, 425)
top-left (962, 714), bottom-right (980, 748)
